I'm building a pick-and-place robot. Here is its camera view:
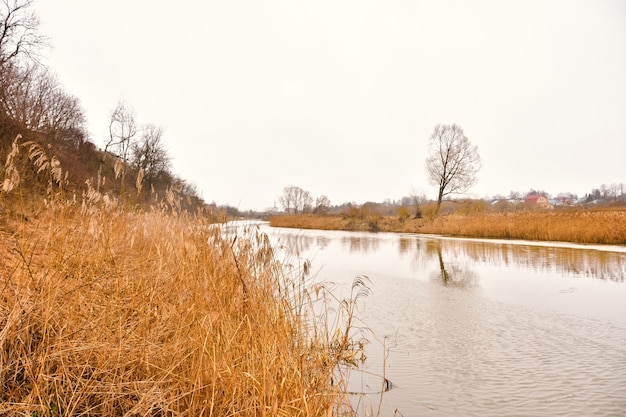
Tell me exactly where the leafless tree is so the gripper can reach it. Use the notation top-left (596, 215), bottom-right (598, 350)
top-left (425, 124), bottom-right (481, 215)
top-left (600, 184), bottom-right (610, 200)
top-left (131, 123), bottom-right (171, 186)
top-left (409, 189), bottom-right (427, 219)
top-left (598, 183), bottom-right (626, 202)
top-left (279, 185), bottom-right (313, 214)
top-left (98, 100), bottom-right (137, 194)
top-left (314, 194), bottom-right (331, 214)
top-left (0, 64), bottom-right (85, 142)
top-left (0, 0), bottom-right (46, 68)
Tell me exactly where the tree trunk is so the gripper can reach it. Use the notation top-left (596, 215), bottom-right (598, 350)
top-left (437, 244), bottom-right (449, 285)
top-left (435, 186), bottom-right (444, 216)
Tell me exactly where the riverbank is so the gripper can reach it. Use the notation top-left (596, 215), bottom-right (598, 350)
top-left (269, 208), bottom-right (626, 245)
top-left (0, 205), bottom-right (358, 416)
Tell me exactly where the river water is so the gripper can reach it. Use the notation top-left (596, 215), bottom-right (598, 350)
top-left (260, 224), bottom-right (626, 417)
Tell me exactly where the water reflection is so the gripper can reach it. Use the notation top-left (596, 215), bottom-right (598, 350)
top-left (275, 232), bottom-right (330, 256)
top-left (398, 236), bottom-right (625, 282)
top-left (341, 236), bottom-right (380, 254)
top-left (316, 236), bottom-right (330, 250)
top-left (275, 232), bottom-right (313, 255)
top-left (431, 240), bottom-right (479, 288)
top-left (275, 230), bottom-right (624, 282)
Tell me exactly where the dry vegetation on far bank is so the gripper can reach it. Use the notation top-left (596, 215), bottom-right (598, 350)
top-left (270, 208), bottom-right (626, 245)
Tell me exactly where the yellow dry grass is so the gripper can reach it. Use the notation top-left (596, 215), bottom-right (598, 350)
top-left (270, 208), bottom-right (626, 245)
top-left (269, 215), bottom-right (347, 232)
top-left (0, 204), bottom-right (362, 416)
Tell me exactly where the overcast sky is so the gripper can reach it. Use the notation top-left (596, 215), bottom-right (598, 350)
top-left (35, 0), bottom-right (626, 210)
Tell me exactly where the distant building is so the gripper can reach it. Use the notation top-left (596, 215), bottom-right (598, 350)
top-left (525, 194), bottom-right (552, 209)
top-left (551, 197), bottom-right (572, 207)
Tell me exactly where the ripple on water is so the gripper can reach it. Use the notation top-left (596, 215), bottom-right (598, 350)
top-left (357, 278), bottom-right (626, 417)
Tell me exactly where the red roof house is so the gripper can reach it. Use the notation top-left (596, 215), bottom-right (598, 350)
top-left (525, 194), bottom-right (552, 209)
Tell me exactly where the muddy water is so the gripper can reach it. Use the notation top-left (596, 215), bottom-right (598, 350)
top-left (264, 225), bottom-right (626, 417)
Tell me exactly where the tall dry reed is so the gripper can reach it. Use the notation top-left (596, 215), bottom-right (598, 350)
top-left (1, 204), bottom-right (367, 416)
top-left (0, 140), bottom-right (365, 416)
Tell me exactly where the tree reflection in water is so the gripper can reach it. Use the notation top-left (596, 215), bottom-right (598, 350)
top-left (273, 228), bottom-right (625, 283)
top-left (429, 240), bottom-right (480, 288)
top-left (275, 233), bottom-right (315, 256)
top-left (341, 236), bottom-right (380, 254)
top-left (398, 236), bottom-right (625, 283)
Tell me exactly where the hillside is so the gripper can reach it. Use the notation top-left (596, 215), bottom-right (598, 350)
top-left (0, 103), bottom-right (207, 219)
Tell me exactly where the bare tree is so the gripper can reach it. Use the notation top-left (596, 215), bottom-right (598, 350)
top-left (0, 64), bottom-right (85, 140)
top-left (98, 100), bottom-right (137, 194)
top-left (425, 124), bottom-right (481, 215)
top-left (314, 194), bottom-right (331, 214)
top-left (508, 190), bottom-right (522, 200)
top-left (42, 81), bottom-right (85, 140)
top-left (279, 185), bottom-right (313, 214)
top-left (409, 189), bottom-right (427, 219)
top-left (0, 0), bottom-right (46, 68)
top-left (131, 124), bottom-right (171, 187)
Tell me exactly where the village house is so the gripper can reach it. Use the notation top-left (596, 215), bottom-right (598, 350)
top-left (525, 194), bottom-right (553, 209)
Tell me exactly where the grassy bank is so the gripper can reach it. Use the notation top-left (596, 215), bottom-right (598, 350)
top-left (269, 208), bottom-right (626, 245)
top-left (0, 202), bottom-right (365, 416)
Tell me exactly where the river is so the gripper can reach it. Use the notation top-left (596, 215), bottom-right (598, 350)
top-left (260, 223), bottom-right (626, 417)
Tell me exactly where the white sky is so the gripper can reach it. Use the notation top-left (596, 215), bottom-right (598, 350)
top-left (35, 0), bottom-right (626, 210)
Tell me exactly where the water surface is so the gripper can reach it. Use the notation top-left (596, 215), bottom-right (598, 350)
top-left (264, 224), bottom-right (626, 416)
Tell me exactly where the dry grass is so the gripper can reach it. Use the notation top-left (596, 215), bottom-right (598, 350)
top-left (0, 131), bottom-right (371, 417)
top-left (270, 208), bottom-right (626, 245)
top-left (0, 204), bottom-right (368, 416)
top-left (270, 215), bottom-right (348, 232)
